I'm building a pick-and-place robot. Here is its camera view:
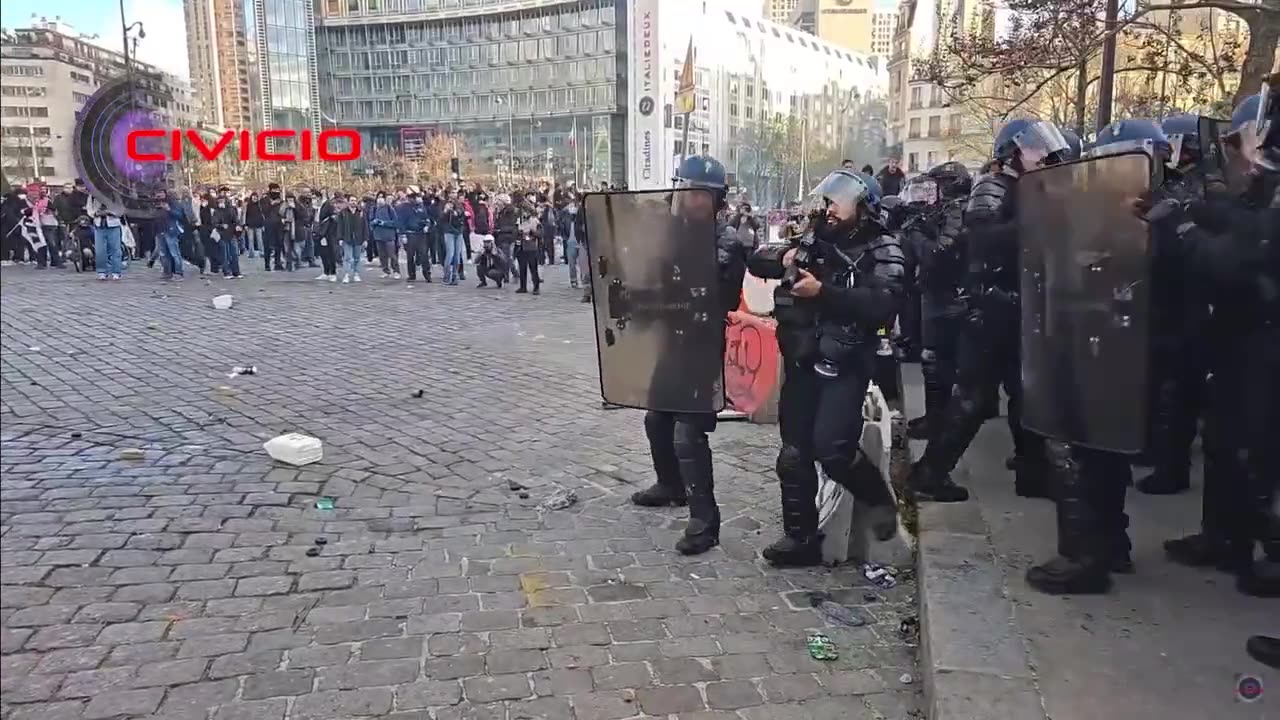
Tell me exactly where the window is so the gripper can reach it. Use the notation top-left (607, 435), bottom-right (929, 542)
top-left (1, 64), bottom-right (44, 77)
top-left (73, 91), bottom-right (92, 104)
top-left (908, 117), bottom-right (920, 138)
top-left (927, 151), bottom-right (938, 166)
top-left (2, 106), bottom-right (49, 117)
top-left (910, 86), bottom-right (921, 109)
top-left (908, 152), bottom-right (919, 172)
top-left (928, 115), bottom-right (941, 137)
top-left (70, 71), bottom-right (91, 84)
top-left (949, 113), bottom-right (962, 136)
top-left (0, 86), bottom-right (46, 97)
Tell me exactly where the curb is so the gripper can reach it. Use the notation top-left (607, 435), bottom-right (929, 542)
top-left (902, 364), bottom-right (1048, 720)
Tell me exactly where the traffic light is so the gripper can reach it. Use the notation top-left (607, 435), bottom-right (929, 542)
top-left (450, 157), bottom-right (460, 180)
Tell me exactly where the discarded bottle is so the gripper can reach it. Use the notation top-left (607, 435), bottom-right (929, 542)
top-left (806, 632), bottom-right (839, 661)
top-left (229, 365), bottom-right (258, 377)
top-left (314, 497), bottom-right (335, 511)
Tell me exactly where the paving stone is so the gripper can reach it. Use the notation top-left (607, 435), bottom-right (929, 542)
top-left (95, 620), bottom-right (169, 645)
top-left (158, 678), bottom-right (240, 717)
top-left (292, 688), bottom-right (394, 720)
top-left (636, 684), bottom-right (705, 714)
top-left (132, 657), bottom-right (209, 688)
top-left (360, 636), bottom-right (424, 660)
top-left (83, 688), bottom-right (164, 719)
top-left (656, 658), bottom-right (720, 684)
top-left (463, 673), bottom-right (532, 702)
top-left (209, 650), bottom-right (284, 679)
top-left (590, 661), bottom-right (653, 690)
top-left (318, 659), bottom-right (418, 689)
top-left (242, 669), bottom-right (315, 699)
top-left (8, 700), bottom-right (87, 720)
top-left (485, 648), bottom-right (547, 674)
top-left (705, 680), bottom-right (764, 709)
top-left (212, 698), bottom-right (288, 720)
top-left (567, 691), bottom-right (637, 720)
top-left (34, 645), bottom-right (110, 674)
top-left (27, 624), bottom-right (101, 650)
top-left (395, 679), bottom-right (464, 709)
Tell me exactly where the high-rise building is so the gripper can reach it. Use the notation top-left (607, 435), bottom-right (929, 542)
top-left (315, 0), bottom-right (626, 185)
top-left (0, 18), bottom-right (197, 183)
top-left (871, 8), bottom-right (896, 57)
top-left (763, 0), bottom-right (800, 25)
top-left (183, 0), bottom-right (320, 150)
top-left (183, 0), bottom-right (254, 129)
top-left (788, 0), bottom-right (875, 56)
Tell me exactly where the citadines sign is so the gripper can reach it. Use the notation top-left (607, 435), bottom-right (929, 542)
top-left (627, 0), bottom-right (664, 190)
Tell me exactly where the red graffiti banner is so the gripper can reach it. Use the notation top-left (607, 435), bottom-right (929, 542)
top-left (724, 311), bottom-right (780, 415)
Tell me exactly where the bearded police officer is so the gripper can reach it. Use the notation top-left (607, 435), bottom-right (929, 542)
top-left (627, 155), bottom-right (748, 556)
top-left (747, 170), bottom-right (905, 567)
top-left (907, 120), bottom-right (1072, 503)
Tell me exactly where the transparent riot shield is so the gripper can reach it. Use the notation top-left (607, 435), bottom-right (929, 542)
top-left (1197, 116), bottom-right (1229, 176)
top-left (1018, 152), bottom-right (1154, 453)
top-left (583, 189), bottom-right (726, 414)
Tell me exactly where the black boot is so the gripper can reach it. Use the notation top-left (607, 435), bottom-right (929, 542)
top-left (1135, 471), bottom-right (1190, 495)
top-left (906, 461), bottom-right (970, 503)
top-left (1246, 636), bottom-right (1280, 669)
top-left (1164, 534), bottom-right (1252, 573)
top-left (765, 445), bottom-right (824, 567)
top-left (630, 484), bottom-right (687, 507)
top-left (1013, 457), bottom-right (1054, 499)
top-left (1237, 561), bottom-right (1280, 598)
top-left (1026, 441), bottom-right (1112, 595)
top-left (762, 535), bottom-right (824, 568)
top-left (673, 420), bottom-right (719, 555)
top-left (829, 453), bottom-right (899, 541)
top-left (906, 415), bottom-right (931, 441)
top-left (637, 411), bottom-right (688, 507)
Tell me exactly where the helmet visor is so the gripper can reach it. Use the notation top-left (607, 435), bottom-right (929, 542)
top-left (1085, 138), bottom-right (1170, 164)
top-left (810, 171), bottom-right (870, 218)
top-left (1165, 134), bottom-right (1185, 167)
top-left (1013, 121), bottom-right (1071, 167)
top-left (901, 179), bottom-right (938, 205)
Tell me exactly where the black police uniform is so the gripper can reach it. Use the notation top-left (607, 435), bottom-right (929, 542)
top-left (914, 193), bottom-right (967, 440)
top-left (748, 215), bottom-right (905, 566)
top-left (1138, 165), bottom-right (1211, 495)
top-left (908, 168), bottom-right (1047, 502)
top-left (1158, 169), bottom-right (1279, 594)
top-left (633, 219), bottom-right (747, 555)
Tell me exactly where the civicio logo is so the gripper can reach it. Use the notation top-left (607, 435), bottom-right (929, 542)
top-left (126, 129), bottom-right (361, 162)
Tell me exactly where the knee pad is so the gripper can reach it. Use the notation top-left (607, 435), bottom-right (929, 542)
top-left (950, 384), bottom-right (983, 417)
top-left (776, 444), bottom-right (811, 478)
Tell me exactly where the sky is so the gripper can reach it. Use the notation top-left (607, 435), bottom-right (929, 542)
top-left (1, 0), bottom-right (189, 79)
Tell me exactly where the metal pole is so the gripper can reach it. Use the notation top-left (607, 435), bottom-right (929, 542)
top-left (1095, 0), bottom-right (1120, 132)
top-left (508, 103), bottom-right (515, 177)
top-left (680, 114), bottom-right (691, 163)
top-left (24, 89), bottom-right (40, 181)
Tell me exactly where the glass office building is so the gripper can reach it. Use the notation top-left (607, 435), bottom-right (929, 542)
top-left (249, 0), bottom-right (322, 152)
top-left (316, 0), bottom-right (625, 185)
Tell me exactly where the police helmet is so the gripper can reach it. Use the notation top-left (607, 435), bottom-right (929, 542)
top-left (674, 155), bottom-right (728, 190)
top-left (859, 172), bottom-right (884, 214)
top-left (1161, 114), bottom-right (1201, 167)
top-left (808, 169), bottom-right (874, 222)
top-left (992, 119), bottom-right (1071, 168)
top-left (1088, 119), bottom-right (1171, 163)
top-left (1229, 93), bottom-right (1262, 137)
top-left (925, 161), bottom-right (973, 198)
top-left (900, 174), bottom-right (939, 206)
top-left (1058, 127), bottom-right (1083, 161)
top-left (674, 154), bottom-right (728, 206)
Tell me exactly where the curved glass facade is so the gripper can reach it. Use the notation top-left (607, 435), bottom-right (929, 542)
top-left (316, 0), bottom-right (624, 184)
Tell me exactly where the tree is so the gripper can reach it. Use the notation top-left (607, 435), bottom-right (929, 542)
top-left (915, 0), bottom-right (1276, 133)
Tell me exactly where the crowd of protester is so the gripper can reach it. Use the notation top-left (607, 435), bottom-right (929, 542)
top-left (0, 179), bottom-right (637, 302)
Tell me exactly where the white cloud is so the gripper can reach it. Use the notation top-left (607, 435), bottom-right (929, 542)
top-left (90, 0), bottom-right (189, 79)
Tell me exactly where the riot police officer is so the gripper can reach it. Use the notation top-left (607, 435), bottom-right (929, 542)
top-left (747, 170), bottom-right (905, 567)
top-left (629, 155), bottom-right (748, 556)
top-left (1058, 126), bottom-right (1083, 161)
top-left (907, 162), bottom-right (972, 441)
top-left (1134, 113), bottom-right (1214, 495)
top-left (1156, 90), bottom-right (1278, 597)
top-left (907, 119), bottom-right (1071, 503)
top-left (1025, 119), bottom-right (1175, 594)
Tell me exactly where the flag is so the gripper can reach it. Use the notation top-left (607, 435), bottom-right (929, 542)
top-left (676, 38), bottom-right (696, 116)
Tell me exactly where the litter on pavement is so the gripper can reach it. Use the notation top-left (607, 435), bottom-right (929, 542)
top-left (537, 488), bottom-right (578, 511)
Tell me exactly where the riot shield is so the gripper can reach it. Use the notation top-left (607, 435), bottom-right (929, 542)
top-left (1018, 151), bottom-right (1153, 453)
top-left (583, 189), bottom-right (726, 414)
top-left (1197, 116), bottom-right (1229, 175)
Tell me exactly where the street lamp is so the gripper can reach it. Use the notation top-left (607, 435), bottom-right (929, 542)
top-left (494, 95), bottom-right (515, 176)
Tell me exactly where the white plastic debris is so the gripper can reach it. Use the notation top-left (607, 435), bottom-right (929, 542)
top-left (263, 433), bottom-right (323, 466)
top-left (212, 294), bottom-right (234, 310)
top-left (537, 488), bottom-right (578, 511)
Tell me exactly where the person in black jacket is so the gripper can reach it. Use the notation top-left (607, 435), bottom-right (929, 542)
top-left (493, 196), bottom-right (519, 282)
top-left (197, 191), bottom-right (219, 275)
top-left (262, 182), bottom-right (286, 271)
top-left (747, 170), bottom-right (905, 567)
top-left (439, 194), bottom-right (466, 286)
top-left (242, 192), bottom-right (264, 258)
top-left (212, 190), bottom-right (242, 279)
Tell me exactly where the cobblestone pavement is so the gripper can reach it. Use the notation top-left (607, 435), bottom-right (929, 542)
top-left (1, 261), bottom-right (922, 720)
